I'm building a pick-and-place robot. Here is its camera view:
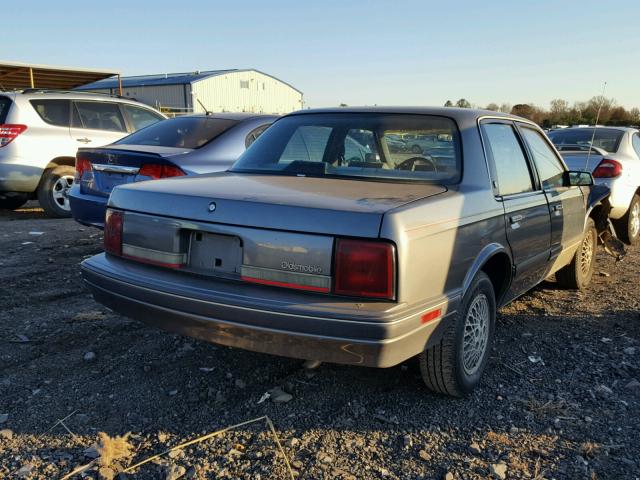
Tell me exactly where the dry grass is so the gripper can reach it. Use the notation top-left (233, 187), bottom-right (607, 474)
top-left (95, 432), bottom-right (134, 467)
top-left (486, 431), bottom-right (511, 445)
top-left (581, 441), bottom-right (601, 459)
top-left (523, 397), bottom-right (569, 418)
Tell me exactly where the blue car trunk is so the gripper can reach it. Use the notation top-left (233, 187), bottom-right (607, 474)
top-left (77, 146), bottom-right (188, 198)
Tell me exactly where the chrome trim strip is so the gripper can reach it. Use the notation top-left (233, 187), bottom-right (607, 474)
top-left (92, 164), bottom-right (140, 174)
top-left (122, 244), bottom-right (186, 265)
top-left (240, 264), bottom-right (331, 290)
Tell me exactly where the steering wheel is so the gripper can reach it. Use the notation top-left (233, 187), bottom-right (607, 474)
top-left (396, 155), bottom-right (437, 172)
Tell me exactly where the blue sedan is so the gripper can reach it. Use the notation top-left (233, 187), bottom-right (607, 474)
top-left (69, 112), bottom-right (276, 228)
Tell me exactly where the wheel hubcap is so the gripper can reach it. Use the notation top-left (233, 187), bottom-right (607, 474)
top-left (580, 228), bottom-right (595, 276)
top-left (462, 293), bottom-right (490, 376)
top-left (52, 175), bottom-right (73, 211)
top-left (630, 202), bottom-right (640, 239)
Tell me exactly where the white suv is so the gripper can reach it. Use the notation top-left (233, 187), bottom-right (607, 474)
top-left (0, 90), bottom-right (165, 216)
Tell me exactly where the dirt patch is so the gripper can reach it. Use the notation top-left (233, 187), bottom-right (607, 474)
top-left (1, 202), bottom-right (639, 479)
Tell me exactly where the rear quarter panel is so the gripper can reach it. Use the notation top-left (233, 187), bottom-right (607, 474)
top-left (380, 115), bottom-right (509, 309)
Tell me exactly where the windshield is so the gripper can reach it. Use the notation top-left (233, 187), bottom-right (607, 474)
top-left (547, 128), bottom-right (624, 153)
top-left (231, 113), bottom-right (461, 183)
top-left (116, 116), bottom-right (239, 149)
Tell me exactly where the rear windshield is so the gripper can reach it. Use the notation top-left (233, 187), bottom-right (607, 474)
top-left (0, 96), bottom-right (12, 123)
top-left (231, 113), bottom-right (461, 183)
top-left (547, 128), bottom-right (624, 153)
top-left (116, 116), bottom-right (239, 149)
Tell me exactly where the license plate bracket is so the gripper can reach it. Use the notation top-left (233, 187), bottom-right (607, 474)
top-left (188, 232), bottom-right (242, 275)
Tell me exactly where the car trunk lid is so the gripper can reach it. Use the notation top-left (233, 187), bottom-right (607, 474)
top-left (77, 146), bottom-right (190, 198)
top-left (108, 171), bottom-right (447, 237)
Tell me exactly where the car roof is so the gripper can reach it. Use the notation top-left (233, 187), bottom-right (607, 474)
top-left (550, 126), bottom-right (637, 133)
top-left (6, 90), bottom-right (159, 108)
top-left (286, 106), bottom-right (527, 123)
top-left (170, 112), bottom-right (279, 121)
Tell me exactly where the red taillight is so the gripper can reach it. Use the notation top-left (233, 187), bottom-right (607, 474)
top-left (333, 239), bottom-right (395, 299)
top-left (0, 124), bottom-right (27, 147)
top-left (104, 209), bottom-right (123, 256)
top-left (138, 163), bottom-right (185, 180)
top-left (593, 159), bottom-right (622, 178)
top-left (74, 157), bottom-right (92, 183)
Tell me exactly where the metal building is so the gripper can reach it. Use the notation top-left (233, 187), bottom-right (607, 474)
top-left (76, 69), bottom-right (303, 115)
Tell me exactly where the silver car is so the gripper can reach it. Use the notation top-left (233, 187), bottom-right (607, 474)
top-left (0, 90), bottom-right (165, 216)
top-left (82, 107), bottom-right (615, 396)
top-left (548, 127), bottom-right (640, 245)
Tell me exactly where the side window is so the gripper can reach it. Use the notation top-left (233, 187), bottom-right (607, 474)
top-left (633, 133), bottom-right (640, 158)
top-left (123, 105), bottom-right (163, 131)
top-left (280, 126), bottom-right (331, 163)
top-left (73, 101), bottom-right (126, 132)
top-left (482, 123), bottom-right (534, 196)
top-left (245, 123), bottom-right (271, 148)
top-left (520, 127), bottom-right (566, 189)
top-left (29, 100), bottom-right (70, 127)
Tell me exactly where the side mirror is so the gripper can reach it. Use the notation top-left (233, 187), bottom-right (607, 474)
top-left (564, 170), bottom-right (594, 187)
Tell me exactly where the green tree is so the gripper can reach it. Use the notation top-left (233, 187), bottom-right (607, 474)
top-left (444, 100), bottom-right (453, 107)
top-left (455, 98), bottom-right (471, 108)
top-left (485, 103), bottom-right (499, 111)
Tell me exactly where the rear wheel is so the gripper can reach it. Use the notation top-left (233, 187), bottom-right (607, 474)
top-left (556, 218), bottom-right (597, 289)
top-left (614, 194), bottom-right (640, 246)
top-left (0, 194), bottom-right (28, 210)
top-left (37, 166), bottom-right (74, 218)
top-left (419, 271), bottom-right (496, 397)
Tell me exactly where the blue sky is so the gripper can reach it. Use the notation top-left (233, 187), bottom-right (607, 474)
top-left (4, 0), bottom-right (639, 109)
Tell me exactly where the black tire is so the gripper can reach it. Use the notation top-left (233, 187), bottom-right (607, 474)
top-left (0, 194), bottom-right (28, 210)
top-left (419, 271), bottom-right (496, 397)
top-left (613, 194), bottom-right (640, 246)
top-left (411, 144), bottom-right (422, 154)
top-left (37, 166), bottom-right (75, 218)
top-left (556, 217), bottom-right (597, 289)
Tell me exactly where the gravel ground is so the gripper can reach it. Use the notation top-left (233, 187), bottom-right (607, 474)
top-left (1, 202), bottom-right (639, 480)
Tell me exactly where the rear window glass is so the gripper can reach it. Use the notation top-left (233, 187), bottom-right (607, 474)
top-left (30, 99), bottom-right (70, 127)
top-left (116, 116), bottom-right (239, 149)
top-left (547, 128), bottom-right (624, 153)
top-left (231, 113), bottom-right (461, 183)
top-left (0, 96), bottom-right (12, 123)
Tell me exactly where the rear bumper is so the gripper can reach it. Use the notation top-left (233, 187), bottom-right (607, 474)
top-left (69, 186), bottom-right (107, 228)
top-left (81, 254), bottom-right (457, 367)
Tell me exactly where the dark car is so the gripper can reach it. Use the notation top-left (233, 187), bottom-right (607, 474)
top-left (69, 113), bottom-right (276, 227)
top-left (82, 107), bottom-right (618, 396)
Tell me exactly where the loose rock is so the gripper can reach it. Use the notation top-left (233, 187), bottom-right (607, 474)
top-left (83, 351), bottom-right (96, 361)
top-left (490, 462), bottom-right (507, 479)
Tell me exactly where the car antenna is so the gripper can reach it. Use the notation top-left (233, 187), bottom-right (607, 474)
top-left (196, 98), bottom-right (213, 116)
top-left (584, 81), bottom-right (607, 172)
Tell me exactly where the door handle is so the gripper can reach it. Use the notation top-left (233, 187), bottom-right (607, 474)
top-left (551, 204), bottom-right (563, 216)
top-left (76, 137), bottom-right (92, 143)
top-left (509, 214), bottom-right (524, 229)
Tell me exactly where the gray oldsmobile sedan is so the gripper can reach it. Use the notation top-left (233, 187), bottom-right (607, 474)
top-left (82, 107), bottom-right (612, 396)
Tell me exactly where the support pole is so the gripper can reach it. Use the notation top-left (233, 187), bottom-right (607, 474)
top-left (118, 74), bottom-right (123, 96)
top-left (29, 67), bottom-right (35, 88)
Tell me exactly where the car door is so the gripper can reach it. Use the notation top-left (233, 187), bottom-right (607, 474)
top-left (69, 100), bottom-right (129, 148)
top-left (480, 120), bottom-right (551, 299)
top-left (518, 124), bottom-right (585, 272)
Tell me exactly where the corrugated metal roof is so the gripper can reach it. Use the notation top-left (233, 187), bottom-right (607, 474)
top-left (76, 69), bottom-right (302, 94)
top-left (76, 69), bottom-right (237, 89)
top-left (0, 60), bottom-right (119, 90)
